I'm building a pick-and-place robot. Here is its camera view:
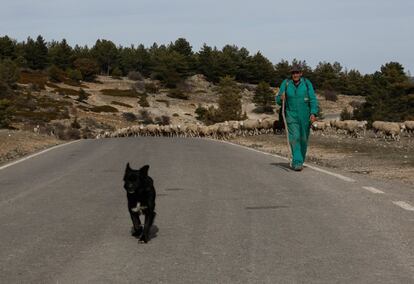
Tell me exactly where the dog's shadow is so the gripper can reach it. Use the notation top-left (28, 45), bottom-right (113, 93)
top-left (131, 225), bottom-right (159, 241)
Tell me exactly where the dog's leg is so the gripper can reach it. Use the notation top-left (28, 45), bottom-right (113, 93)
top-left (140, 211), bottom-right (156, 243)
top-left (129, 210), bottom-right (142, 237)
top-left (128, 201), bottom-right (143, 237)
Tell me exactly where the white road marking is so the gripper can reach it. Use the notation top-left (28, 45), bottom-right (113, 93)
top-left (211, 139), bottom-right (356, 183)
top-left (393, 201), bottom-right (414, 212)
top-left (362, 186), bottom-right (384, 194)
top-left (0, 140), bottom-right (80, 171)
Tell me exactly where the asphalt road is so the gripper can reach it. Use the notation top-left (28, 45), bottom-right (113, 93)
top-left (0, 137), bottom-right (413, 283)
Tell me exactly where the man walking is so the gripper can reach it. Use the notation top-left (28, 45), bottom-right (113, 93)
top-left (276, 65), bottom-right (319, 171)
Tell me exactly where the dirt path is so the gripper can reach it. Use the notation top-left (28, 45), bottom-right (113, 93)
top-left (230, 133), bottom-right (414, 186)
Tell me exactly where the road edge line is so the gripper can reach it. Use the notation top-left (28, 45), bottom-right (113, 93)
top-left (209, 138), bottom-right (356, 183)
top-left (0, 140), bottom-right (81, 171)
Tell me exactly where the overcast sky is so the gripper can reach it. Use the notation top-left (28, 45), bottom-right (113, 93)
top-left (1, 0), bottom-right (413, 74)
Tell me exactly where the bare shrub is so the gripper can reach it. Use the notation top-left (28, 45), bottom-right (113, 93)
top-left (138, 94), bottom-right (150, 107)
top-left (324, 90), bottom-right (338, 102)
top-left (123, 112), bottom-right (137, 122)
top-left (167, 88), bottom-right (189, 100)
top-left (144, 82), bottom-right (159, 94)
top-left (155, 115), bottom-right (171, 125)
top-left (138, 109), bottom-right (153, 124)
top-left (128, 71), bottom-right (143, 81)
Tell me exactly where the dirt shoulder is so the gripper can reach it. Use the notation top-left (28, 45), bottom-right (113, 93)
top-left (230, 133), bottom-right (414, 186)
top-left (0, 130), bottom-right (64, 166)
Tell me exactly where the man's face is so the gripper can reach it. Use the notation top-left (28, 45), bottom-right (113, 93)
top-left (291, 71), bottom-right (302, 82)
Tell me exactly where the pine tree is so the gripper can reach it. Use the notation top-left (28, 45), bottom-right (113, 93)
top-left (216, 76), bottom-right (243, 121)
top-left (253, 81), bottom-right (274, 113)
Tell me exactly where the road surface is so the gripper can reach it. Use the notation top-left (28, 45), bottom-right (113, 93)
top-left (0, 137), bottom-right (413, 283)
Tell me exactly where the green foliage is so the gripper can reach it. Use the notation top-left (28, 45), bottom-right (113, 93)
top-left (0, 36), bottom-right (17, 60)
top-left (353, 64), bottom-right (413, 122)
top-left (67, 68), bottom-right (83, 82)
top-left (215, 76), bottom-right (243, 121)
top-left (47, 65), bottom-right (66, 82)
top-left (195, 104), bottom-right (208, 121)
top-left (23, 35), bottom-right (48, 70)
top-left (111, 67), bottom-right (123, 78)
top-left (253, 81), bottom-right (274, 113)
top-left (0, 99), bottom-right (12, 128)
top-left (0, 59), bottom-right (19, 87)
top-left (48, 39), bottom-right (72, 69)
top-left (91, 39), bottom-right (119, 75)
top-left (73, 58), bottom-right (99, 82)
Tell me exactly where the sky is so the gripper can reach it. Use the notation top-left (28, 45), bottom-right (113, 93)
top-left (1, 0), bottom-right (413, 74)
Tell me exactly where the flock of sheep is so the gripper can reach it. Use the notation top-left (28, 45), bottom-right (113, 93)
top-left (312, 120), bottom-right (414, 140)
top-left (97, 118), bottom-right (274, 139)
top-left (97, 118), bottom-right (414, 141)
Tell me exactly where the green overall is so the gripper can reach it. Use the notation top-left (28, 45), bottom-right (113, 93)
top-left (276, 78), bottom-right (318, 168)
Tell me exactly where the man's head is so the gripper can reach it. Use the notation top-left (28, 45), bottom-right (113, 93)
top-left (290, 65), bottom-right (303, 82)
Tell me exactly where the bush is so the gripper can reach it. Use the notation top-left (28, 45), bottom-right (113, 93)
top-left (128, 71), bottom-right (143, 81)
top-left (48, 65), bottom-right (66, 82)
top-left (253, 81), bottom-right (274, 113)
top-left (122, 112), bottom-right (137, 122)
top-left (0, 98), bottom-right (12, 128)
top-left (111, 67), bottom-right (123, 79)
top-left (167, 88), bottom-right (189, 100)
top-left (90, 105), bottom-right (119, 113)
top-left (324, 90), bottom-right (338, 102)
top-left (155, 115), bottom-right (171, 125)
top-left (172, 113), bottom-right (179, 117)
top-left (18, 70), bottom-right (47, 89)
top-left (71, 117), bottom-right (81, 129)
top-left (67, 68), bottom-right (83, 82)
top-left (340, 107), bottom-right (352, 120)
top-left (0, 59), bottom-right (19, 87)
top-left (215, 76), bottom-right (243, 122)
top-left (138, 109), bottom-right (153, 124)
top-left (77, 88), bottom-right (89, 102)
top-left (138, 94), bottom-right (150, 107)
top-left (195, 104), bottom-right (208, 121)
top-left (73, 58), bottom-right (99, 82)
top-left (101, 88), bottom-right (140, 97)
top-left (63, 128), bottom-right (81, 140)
top-left (144, 82), bottom-right (159, 94)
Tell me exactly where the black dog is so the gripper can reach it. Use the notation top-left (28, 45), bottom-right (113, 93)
top-left (123, 163), bottom-right (156, 243)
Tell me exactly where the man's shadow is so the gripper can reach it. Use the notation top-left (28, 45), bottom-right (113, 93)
top-left (270, 162), bottom-right (293, 172)
top-left (131, 225), bottom-right (159, 241)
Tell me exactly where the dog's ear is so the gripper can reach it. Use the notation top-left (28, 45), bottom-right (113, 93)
top-left (139, 165), bottom-right (150, 177)
top-left (126, 162), bottom-right (131, 171)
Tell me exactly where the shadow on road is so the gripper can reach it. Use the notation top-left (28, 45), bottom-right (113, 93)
top-left (270, 162), bottom-right (293, 172)
top-left (131, 225), bottom-right (159, 241)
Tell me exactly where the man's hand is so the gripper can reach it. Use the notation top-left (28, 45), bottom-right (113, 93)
top-left (310, 114), bottom-right (317, 123)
